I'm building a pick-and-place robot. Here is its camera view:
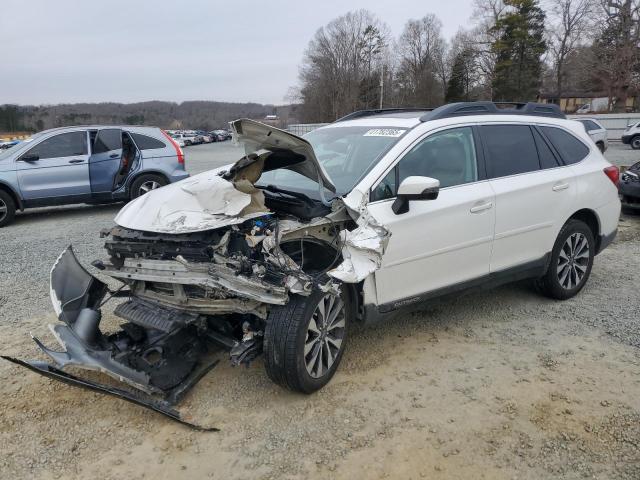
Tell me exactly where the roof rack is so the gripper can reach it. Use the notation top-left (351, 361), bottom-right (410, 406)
top-left (334, 108), bottom-right (434, 123)
top-left (420, 102), bottom-right (566, 122)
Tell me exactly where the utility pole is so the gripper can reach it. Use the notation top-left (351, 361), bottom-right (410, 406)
top-left (379, 65), bottom-right (385, 109)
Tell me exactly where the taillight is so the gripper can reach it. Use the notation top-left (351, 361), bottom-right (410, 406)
top-left (603, 166), bottom-right (619, 186)
top-left (161, 129), bottom-right (185, 165)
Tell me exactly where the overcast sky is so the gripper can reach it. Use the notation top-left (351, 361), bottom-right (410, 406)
top-left (0, 0), bottom-right (475, 106)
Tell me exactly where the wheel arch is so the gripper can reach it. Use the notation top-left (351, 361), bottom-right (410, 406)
top-left (0, 181), bottom-right (23, 211)
top-left (567, 208), bottom-right (600, 250)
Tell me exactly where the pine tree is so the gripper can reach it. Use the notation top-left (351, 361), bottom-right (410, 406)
top-left (446, 51), bottom-right (472, 102)
top-left (491, 0), bottom-right (546, 101)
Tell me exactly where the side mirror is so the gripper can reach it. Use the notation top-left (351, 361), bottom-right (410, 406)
top-left (392, 176), bottom-right (440, 215)
top-left (19, 153), bottom-right (39, 162)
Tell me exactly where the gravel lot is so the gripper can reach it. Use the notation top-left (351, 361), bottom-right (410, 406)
top-left (0, 140), bottom-right (639, 479)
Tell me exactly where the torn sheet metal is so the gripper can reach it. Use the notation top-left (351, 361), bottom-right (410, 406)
top-left (328, 190), bottom-right (391, 283)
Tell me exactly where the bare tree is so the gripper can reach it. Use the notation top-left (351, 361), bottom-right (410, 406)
top-left (592, 0), bottom-right (640, 111)
top-left (298, 10), bottom-right (392, 121)
top-left (469, 0), bottom-right (507, 97)
top-left (395, 14), bottom-right (448, 106)
top-left (545, 0), bottom-right (597, 97)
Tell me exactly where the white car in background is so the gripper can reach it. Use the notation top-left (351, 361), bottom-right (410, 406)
top-left (621, 121), bottom-right (640, 150)
top-left (576, 118), bottom-right (608, 152)
top-left (170, 134), bottom-right (187, 147)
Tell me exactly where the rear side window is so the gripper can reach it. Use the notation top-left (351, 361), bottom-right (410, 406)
top-left (532, 128), bottom-right (560, 169)
top-left (93, 129), bottom-right (122, 154)
top-left (25, 132), bottom-right (87, 159)
top-left (540, 127), bottom-right (589, 165)
top-left (481, 125), bottom-right (540, 178)
top-left (131, 133), bottom-right (166, 150)
top-left (578, 120), bottom-right (600, 131)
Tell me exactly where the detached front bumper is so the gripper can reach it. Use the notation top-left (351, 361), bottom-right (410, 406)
top-left (3, 246), bottom-right (219, 429)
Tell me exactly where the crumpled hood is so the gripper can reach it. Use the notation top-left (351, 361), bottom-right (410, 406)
top-left (115, 165), bottom-right (268, 233)
top-left (230, 119), bottom-right (336, 193)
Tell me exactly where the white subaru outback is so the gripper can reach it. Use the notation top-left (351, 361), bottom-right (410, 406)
top-left (7, 102), bottom-right (621, 426)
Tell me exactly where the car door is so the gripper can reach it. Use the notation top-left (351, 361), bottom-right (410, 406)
top-left (480, 124), bottom-right (576, 273)
top-left (366, 125), bottom-right (495, 308)
top-left (88, 128), bottom-right (123, 193)
top-left (16, 130), bottom-right (91, 201)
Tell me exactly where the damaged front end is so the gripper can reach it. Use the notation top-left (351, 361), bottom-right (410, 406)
top-left (5, 119), bottom-right (390, 427)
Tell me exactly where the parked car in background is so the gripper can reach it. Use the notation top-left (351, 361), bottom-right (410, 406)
top-left (211, 129), bottom-right (232, 141)
top-left (0, 140), bottom-right (20, 150)
top-left (170, 134), bottom-right (186, 147)
top-left (0, 125), bottom-right (188, 227)
top-left (621, 121), bottom-right (640, 150)
top-left (182, 132), bottom-right (198, 146)
top-left (576, 118), bottom-right (608, 152)
top-left (619, 161), bottom-right (640, 210)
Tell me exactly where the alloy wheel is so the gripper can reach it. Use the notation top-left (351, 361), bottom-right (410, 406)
top-left (0, 197), bottom-right (7, 223)
top-left (139, 180), bottom-right (161, 196)
top-left (633, 137), bottom-right (640, 149)
top-left (304, 294), bottom-right (345, 378)
top-left (557, 232), bottom-right (590, 290)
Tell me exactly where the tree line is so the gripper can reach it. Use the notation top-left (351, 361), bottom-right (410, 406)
top-left (0, 101), bottom-right (299, 134)
top-left (295, 0), bottom-right (640, 122)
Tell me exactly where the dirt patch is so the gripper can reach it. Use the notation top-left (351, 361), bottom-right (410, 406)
top-left (1, 214), bottom-right (639, 480)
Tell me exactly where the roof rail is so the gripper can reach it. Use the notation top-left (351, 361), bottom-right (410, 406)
top-left (334, 108), bottom-right (434, 123)
top-left (419, 102), bottom-right (566, 122)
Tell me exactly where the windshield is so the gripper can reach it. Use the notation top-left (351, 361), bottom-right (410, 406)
top-left (0, 133), bottom-right (42, 160)
top-left (257, 125), bottom-right (407, 197)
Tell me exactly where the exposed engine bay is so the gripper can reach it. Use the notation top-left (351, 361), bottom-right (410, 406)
top-left (4, 119), bottom-right (390, 428)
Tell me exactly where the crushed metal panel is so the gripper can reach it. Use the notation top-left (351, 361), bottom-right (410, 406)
top-left (328, 190), bottom-right (391, 283)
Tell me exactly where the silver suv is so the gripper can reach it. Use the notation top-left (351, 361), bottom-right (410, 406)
top-left (0, 125), bottom-right (189, 227)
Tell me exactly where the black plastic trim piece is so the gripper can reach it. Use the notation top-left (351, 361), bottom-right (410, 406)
top-left (596, 228), bottom-right (617, 255)
top-left (0, 355), bottom-right (219, 431)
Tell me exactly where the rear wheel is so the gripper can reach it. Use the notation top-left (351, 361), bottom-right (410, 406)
top-left (631, 135), bottom-right (640, 150)
top-left (129, 174), bottom-right (167, 200)
top-left (596, 141), bottom-right (605, 153)
top-left (0, 190), bottom-right (16, 228)
top-left (264, 289), bottom-right (348, 393)
top-left (536, 219), bottom-right (595, 300)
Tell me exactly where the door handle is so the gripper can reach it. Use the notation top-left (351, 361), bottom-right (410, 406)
top-left (68, 159), bottom-right (85, 164)
top-left (552, 182), bottom-right (570, 192)
top-left (470, 201), bottom-right (493, 213)
top-left (109, 153), bottom-right (120, 158)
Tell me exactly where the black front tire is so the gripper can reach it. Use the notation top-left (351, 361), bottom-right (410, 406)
top-left (0, 190), bottom-right (16, 228)
top-left (596, 141), bottom-right (605, 153)
top-left (631, 136), bottom-right (640, 150)
top-left (264, 289), bottom-right (348, 393)
top-left (536, 219), bottom-right (595, 300)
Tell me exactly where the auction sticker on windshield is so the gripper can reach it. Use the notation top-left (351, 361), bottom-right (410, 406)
top-left (364, 128), bottom-right (406, 137)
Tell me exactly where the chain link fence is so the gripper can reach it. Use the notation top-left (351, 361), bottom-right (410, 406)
top-left (286, 123), bottom-right (329, 136)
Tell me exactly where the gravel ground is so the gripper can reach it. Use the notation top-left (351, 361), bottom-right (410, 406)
top-left (0, 141), bottom-right (639, 479)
